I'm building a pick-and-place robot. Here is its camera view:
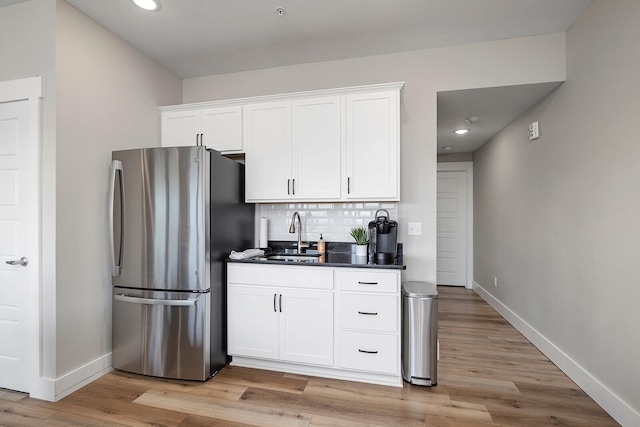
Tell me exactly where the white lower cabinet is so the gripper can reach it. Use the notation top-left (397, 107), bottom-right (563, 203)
top-left (227, 264), bottom-right (334, 367)
top-left (227, 286), bottom-right (279, 360)
top-left (279, 289), bottom-right (333, 366)
top-left (227, 263), bottom-right (402, 387)
top-left (339, 331), bottom-right (399, 375)
top-left (337, 269), bottom-right (401, 378)
top-left (228, 285), bottom-right (333, 366)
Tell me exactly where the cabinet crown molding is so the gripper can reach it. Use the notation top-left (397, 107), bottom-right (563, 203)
top-left (160, 82), bottom-right (405, 111)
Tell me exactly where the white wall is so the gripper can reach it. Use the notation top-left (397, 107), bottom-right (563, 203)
top-left (0, 0), bottom-right (58, 390)
top-left (182, 33), bottom-right (566, 284)
top-left (473, 1), bottom-right (640, 424)
top-left (55, 0), bottom-right (182, 384)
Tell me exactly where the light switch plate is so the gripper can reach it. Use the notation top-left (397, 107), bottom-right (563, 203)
top-left (408, 222), bottom-right (422, 236)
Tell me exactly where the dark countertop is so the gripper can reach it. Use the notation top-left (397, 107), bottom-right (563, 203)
top-left (227, 240), bottom-right (406, 270)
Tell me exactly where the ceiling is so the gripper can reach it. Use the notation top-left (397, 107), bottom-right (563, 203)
top-left (4, 0), bottom-right (591, 153)
top-left (437, 82), bottom-right (563, 154)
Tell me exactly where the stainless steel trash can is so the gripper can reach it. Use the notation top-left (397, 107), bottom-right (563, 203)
top-left (402, 281), bottom-right (438, 386)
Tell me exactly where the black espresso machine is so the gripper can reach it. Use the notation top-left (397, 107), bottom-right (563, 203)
top-left (368, 209), bottom-right (398, 264)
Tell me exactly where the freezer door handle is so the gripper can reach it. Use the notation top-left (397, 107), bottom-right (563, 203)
top-left (114, 293), bottom-right (198, 307)
top-left (109, 160), bottom-right (124, 276)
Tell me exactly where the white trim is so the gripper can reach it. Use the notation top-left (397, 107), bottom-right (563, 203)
top-left (0, 76), bottom-right (43, 102)
top-left (230, 356), bottom-right (403, 388)
top-left (160, 81), bottom-right (405, 111)
top-left (437, 161), bottom-right (473, 288)
top-left (0, 76), bottom-right (46, 399)
top-left (53, 353), bottom-right (112, 401)
top-left (473, 281), bottom-right (640, 427)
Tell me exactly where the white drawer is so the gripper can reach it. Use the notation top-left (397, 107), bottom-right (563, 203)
top-left (337, 270), bottom-right (399, 293)
top-left (339, 331), bottom-right (399, 375)
top-left (228, 263), bottom-right (333, 290)
top-left (340, 293), bottom-right (398, 333)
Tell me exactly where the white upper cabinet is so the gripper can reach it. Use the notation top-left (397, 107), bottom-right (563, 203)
top-left (244, 96), bottom-right (342, 202)
top-left (160, 82), bottom-right (403, 202)
top-left (160, 105), bottom-right (243, 153)
top-left (291, 96), bottom-right (342, 200)
top-left (161, 109), bottom-right (201, 147)
top-left (244, 101), bottom-right (292, 201)
top-left (345, 90), bottom-right (400, 201)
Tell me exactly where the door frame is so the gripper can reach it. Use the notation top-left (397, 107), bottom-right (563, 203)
top-left (0, 76), bottom-right (44, 396)
top-left (437, 161), bottom-right (473, 288)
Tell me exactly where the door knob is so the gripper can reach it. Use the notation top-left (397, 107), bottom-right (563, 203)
top-left (6, 257), bottom-right (28, 267)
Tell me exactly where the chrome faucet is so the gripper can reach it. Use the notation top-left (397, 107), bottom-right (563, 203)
top-left (289, 211), bottom-right (309, 253)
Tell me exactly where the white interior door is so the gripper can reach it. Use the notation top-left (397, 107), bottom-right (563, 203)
top-left (437, 165), bottom-right (472, 287)
top-left (0, 99), bottom-right (34, 392)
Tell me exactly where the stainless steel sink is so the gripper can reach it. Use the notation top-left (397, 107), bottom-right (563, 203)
top-left (266, 254), bottom-right (320, 263)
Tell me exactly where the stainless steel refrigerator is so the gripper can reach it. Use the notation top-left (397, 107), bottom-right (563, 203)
top-left (109, 146), bottom-right (254, 380)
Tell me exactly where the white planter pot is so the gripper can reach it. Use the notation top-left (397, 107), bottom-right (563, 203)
top-left (355, 244), bottom-right (368, 257)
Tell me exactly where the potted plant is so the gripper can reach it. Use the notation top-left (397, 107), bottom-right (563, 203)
top-left (350, 227), bottom-right (369, 257)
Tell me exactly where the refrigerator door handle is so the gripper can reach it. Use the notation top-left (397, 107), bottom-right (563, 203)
top-left (109, 160), bottom-right (124, 276)
top-left (114, 293), bottom-right (198, 307)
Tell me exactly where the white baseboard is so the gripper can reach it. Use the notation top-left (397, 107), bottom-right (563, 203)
top-left (473, 281), bottom-right (639, 427)
top-left (31, 353), bottom-right (112, 401)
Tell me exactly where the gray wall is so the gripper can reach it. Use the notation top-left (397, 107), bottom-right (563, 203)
top-left (474, 1), bottom-right (640, 423)
top-left (0, 0), bottom-right (58, 382)
top-left (54, 0), bottom-right (182, 379)
top-left (181, 33), bottom-right (566, 285)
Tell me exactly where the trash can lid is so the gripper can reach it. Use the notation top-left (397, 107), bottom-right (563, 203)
top-left (402, 281), bottom-right (438, 298)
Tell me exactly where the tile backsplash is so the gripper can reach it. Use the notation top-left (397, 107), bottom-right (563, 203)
top-left (259, 202), bottom-right (398, 243)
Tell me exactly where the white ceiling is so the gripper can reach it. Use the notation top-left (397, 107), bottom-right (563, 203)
top-left (437, 82), bottom-right (563, 154)
top-left (62, 0), bottom-right (591, 79)
top-left (3, 0), bottom-right (592, 153)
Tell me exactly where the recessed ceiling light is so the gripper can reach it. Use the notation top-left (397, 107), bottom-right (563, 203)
top-left (443, 146), bottom-right (454, 151)
top-left (133, 0), bottom-right (159, 11)
top-left (454, 129), bottom-right (469, 135)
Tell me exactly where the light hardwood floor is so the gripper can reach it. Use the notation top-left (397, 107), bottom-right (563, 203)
top-left (0, 287), bottom-right (619, 426)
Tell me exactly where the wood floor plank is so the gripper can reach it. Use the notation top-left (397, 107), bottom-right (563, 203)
top-left (134, 388), bottom-right (312, 427)
top-left (212, 365), bottom-right (309, 395)
top-left (0, 400), bottom-right (56, 426)
top-left (37, 411), bottom-right (129, 426)
top-left (237, 386), bottom-right (429, 427)
top-left (0, 389), bottom-right (27, 403)
top-left (99, 371), bottom-right (248, 401)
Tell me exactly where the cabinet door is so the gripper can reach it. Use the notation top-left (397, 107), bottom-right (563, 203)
top-left (227, 285), bottom-right (279, 360)
top-left (201, 106), bottom-right (243, 152)
top-left (244, 101), bottom-right (292, 201)
top-left (345, 90), bottom-right (400, 200)
top-left (279, 289), bottom-right (334, 366)
top-left (161, 110), bottom-right (200, 147)
top-left (291, 96), bottom-right (342, 200)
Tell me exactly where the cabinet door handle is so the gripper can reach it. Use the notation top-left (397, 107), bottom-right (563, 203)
top-left (358, 311), bottom-right (378, 316)
top-left (358, 349), bottom-right (378, 354)
top-left (358, 281), bottom-right (378, 285)
top-left (292, 179), bottom-right (295, 195)
top-left (347, 177), bottom-right (351, 194)
top-left (273, 293), bottom-right (277, 312)
top-left (279, 294), bottom-right (283, 312)
top-left (287, 179), bottom-right (291, 195)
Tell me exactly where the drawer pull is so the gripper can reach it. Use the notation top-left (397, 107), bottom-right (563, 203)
top-left (358, 311), bottom-right (378, 316)
top-left (358, 349), bottom-right (379, 354)
top-left (358, 281), bottom-right (378, 285)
